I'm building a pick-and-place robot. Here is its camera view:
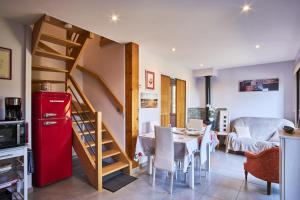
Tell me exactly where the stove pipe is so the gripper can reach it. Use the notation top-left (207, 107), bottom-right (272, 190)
top-left (205, 76), bottom-right (211, 122)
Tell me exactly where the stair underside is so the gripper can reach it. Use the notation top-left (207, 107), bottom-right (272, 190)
top-left (32, 79), bottom-right (66, 84)
top-left (40, 33), bottom-right (82, 47)
top-left (32, 64), bottom-right (68, 73)
top-left (35, 49), bottom-right (75, 61)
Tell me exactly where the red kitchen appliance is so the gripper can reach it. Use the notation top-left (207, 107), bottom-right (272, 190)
top-left (32, 92), bottom-right (72, 187)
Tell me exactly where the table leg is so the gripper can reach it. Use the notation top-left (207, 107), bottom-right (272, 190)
top-left (189, 153), bottom-right (195, 189)
top-left (148, 155), bottom-right (153, 175)
top-left (206, 143), bottom-right (210, 173)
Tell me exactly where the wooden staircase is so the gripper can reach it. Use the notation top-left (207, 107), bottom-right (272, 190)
top-left (31, 15), bottom-right (132, 191)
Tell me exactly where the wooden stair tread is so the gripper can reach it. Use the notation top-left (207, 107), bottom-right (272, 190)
top-left (35, 49), bottom-right (75, 61)
top-left (84, 141), bottom-right (95, 148)
top-left (32, 79), bottom-right (66, 84)
top-left (76, 129), bottom-right (107, 135)
top-left (102, 138), bottom-right (113, 144)
top-left (32, 64), bottom-right (68, 73)
top-left (102, 149), bottom-right (121, 159)
top-left (81, 130), bottom-right (96, 135)
top-left (72, 120), bottom-right (95, 124)
top-left (72, 110), bottom-right (90, 114)
top-left (102, 161), bottom-right (129, 177)
top-left (40, 33), bottom-right (82, 47)
top-left (84, 137), bottom-right (113, 148)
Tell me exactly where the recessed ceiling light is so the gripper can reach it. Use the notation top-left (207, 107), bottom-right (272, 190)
top-left (255, 44), bottom-right (261, 49)
top-left (242, 4), bottom-right (251, 12)
top-left (111, 14), bottom-right (119, 22)
top-left (171, 48), bottom-right (176, 52)
top-left (200, 64), bottom-right (204, 67)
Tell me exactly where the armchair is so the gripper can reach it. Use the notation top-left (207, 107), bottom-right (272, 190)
top-left (244, 147), bottom-right (279, 195)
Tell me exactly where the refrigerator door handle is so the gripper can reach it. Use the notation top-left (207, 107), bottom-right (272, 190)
top-left (43, 121), bottom-right (57, 126)
top-left (44, 113), bottom-right (57, 118)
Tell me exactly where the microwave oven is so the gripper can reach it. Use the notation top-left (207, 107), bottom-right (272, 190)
top-left (0, 121), bottom-right (27, 149)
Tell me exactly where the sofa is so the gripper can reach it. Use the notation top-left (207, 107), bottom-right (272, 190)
top-left (226, 117), bottom-right (294, 153)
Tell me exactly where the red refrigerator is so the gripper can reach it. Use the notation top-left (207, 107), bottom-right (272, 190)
top-left (32, 92), bottom-right (72, 187)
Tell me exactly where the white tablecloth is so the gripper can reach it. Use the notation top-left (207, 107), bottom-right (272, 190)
top-left (138, 132), bottom-right (200, 173)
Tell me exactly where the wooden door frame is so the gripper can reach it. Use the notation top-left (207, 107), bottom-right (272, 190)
top-left (175, 78), bottom-right (186, 128)
top-left (160, 74), bottom-right (172, 127)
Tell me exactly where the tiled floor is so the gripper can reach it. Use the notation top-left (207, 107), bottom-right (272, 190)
top-left (30, 150), bottom-right (280, 200)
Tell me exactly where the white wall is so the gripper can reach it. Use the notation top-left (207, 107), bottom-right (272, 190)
top-left (0, 17), bottom-right (32, 187)
top-left (139, 47), bottom-right (200, 133)
top-left (82, 37), bottom-right (126, 148)
top-left (0, 18), bottom-right (25, 119)
top-left (197, 61), bottom-right (295, 122)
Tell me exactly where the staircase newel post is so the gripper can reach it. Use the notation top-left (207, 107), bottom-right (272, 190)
top-left (95, 111), bottom-right (102, 191)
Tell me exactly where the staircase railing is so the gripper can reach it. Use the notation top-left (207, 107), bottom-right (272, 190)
top-left (67, 75), bottom-right (103, 191)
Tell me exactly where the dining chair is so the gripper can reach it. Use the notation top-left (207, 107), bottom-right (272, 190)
top-left (187, 119), bottom-right (204, 130)
top-left (152, 126), bottom-right (176, 194)
top-left (195, 124), bottom-right (212, 182)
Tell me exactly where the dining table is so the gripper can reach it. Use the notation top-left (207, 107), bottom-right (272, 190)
top-left (138, 128), bottom-right (211, 189)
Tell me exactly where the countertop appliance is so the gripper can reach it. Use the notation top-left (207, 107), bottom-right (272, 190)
top-left (0, 120), bottom-right (27, 149)
top-left (5, 97), bottom-right (22, 121)
top-left (32, 92), bottom-right (72, 187)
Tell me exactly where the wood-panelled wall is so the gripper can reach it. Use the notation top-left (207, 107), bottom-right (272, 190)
top-left (161, 75), bottom-right (171, 127)
top-left (176, 79), bottom-right (186, 128)
top-left (125, 42), bottom-right (139, 168)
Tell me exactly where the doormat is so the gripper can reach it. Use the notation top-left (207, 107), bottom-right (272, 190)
top-left (103, 171), bottom-right (137, 192)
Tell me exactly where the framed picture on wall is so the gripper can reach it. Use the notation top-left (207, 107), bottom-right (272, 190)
top-left (145, 70), bottom-right (155, 90)
top-left (239, 78), bottom-right (279, 92)
top-left (0, 47), bottom-right (12, 80)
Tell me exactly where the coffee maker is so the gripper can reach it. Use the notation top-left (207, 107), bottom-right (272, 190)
top-left (5, 97), bottom-right (22, 121)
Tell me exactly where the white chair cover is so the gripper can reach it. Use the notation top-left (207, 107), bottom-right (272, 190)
top-left (154, 126), bottom-right (175, 172)
top-left (199, 125), bottom-right (212, 165)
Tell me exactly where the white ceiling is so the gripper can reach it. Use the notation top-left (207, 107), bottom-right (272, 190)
top-left (0, 0), bottom-right (300, 69)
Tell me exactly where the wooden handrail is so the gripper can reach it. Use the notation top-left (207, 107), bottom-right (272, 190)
top-left (69, 74), bottom-right (96, 113)
top-left (77, 65), bottom-right (124, 113)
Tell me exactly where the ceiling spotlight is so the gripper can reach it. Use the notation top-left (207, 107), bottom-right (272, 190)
top-left (255, 44), bottom-right (261, 49)
top-left (171, 48), bottom-right (176, 52)
top-left (111, 14), bottom-right (119, 22)
top-left (242, 4), bottom-right (251, 12)
top-left (200, 64), bottom-right (204, 67)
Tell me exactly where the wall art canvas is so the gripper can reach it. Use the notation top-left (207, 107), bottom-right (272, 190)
top-left (0, 47), bottom-right (12, 80)
top-left (145, 70), bottom-right (155, 89)
top-left (239, 78), bottom-right (279, 92)
top-left (141, 92), bottom-right (158, 108)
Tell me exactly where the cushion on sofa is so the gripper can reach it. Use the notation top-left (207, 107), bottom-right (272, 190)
top-left (235, 126), bottom-right (251, 138)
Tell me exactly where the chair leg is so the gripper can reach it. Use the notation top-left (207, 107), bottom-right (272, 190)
top-left (244, 170), bottom-right (248, 181)
top-left (199, 165), bottom-right (201, 184)
top-left (267, 182), bottom-right (271, 195)
top-left (152, 167), bottom-right (156, 187)
top-left (170, 172), bottom-right (174, 194)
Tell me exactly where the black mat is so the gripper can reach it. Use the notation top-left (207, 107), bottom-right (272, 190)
top-left (103, 171), bottom-right (137, 192)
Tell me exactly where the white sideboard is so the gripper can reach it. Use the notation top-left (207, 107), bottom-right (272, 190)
top-left (280, 130), bottom-right (300, 200)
